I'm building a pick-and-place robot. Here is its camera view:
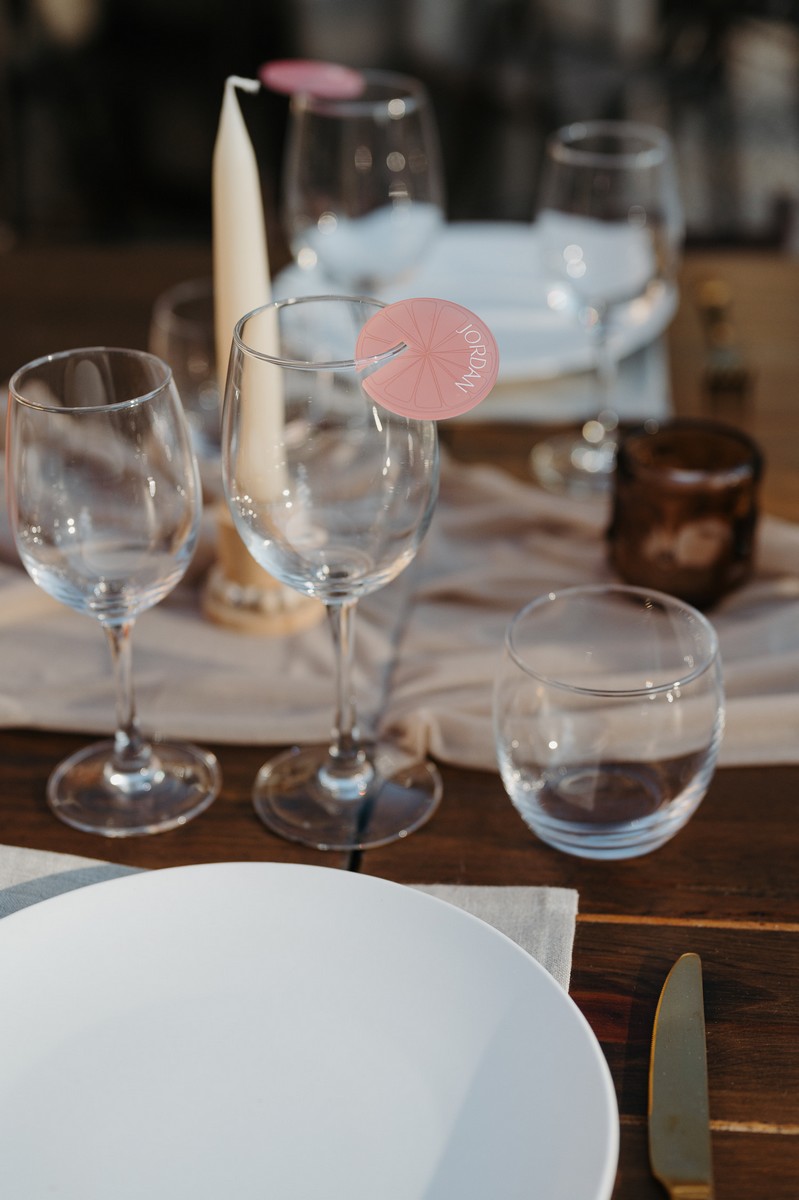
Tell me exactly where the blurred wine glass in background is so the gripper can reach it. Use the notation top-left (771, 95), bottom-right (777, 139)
top-left (281, 69), bottom-right (446, 294)
top-left (532, 120), bottom-right (684, 495)
top-left (149, 278), bottom-right (221, 486)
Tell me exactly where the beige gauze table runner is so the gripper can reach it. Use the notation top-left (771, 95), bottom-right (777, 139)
top-left (1, 453), bottom-right (798, 768)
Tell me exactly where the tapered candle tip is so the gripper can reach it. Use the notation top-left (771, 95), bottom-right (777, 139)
top-left (226, 75), bottom-right (261, 96)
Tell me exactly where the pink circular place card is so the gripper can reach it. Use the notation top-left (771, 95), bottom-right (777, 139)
top-left (355, 298), bottom-right (500, 420)
top-left (259, 59), bottom-right (365, 100)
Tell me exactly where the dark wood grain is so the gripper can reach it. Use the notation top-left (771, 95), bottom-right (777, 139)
top-left (615, 1122), bottom-right (799, 1200)
top-left (1, 242), bottom-right (798, 1198)
top-left (0, 243), bottom-right (213, 383)
top-left (572, 922), bottom-right (799, 1126)
top-left (0, 730), bottom-right (347, 871)
top-left (360, 762), bottom-right (799, 921)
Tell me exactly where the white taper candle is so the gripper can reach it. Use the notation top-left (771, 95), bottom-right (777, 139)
top-left (212, 76), bottom-right (283, 501)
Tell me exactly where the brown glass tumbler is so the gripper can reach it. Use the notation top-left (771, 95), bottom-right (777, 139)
top-left (608, 418), bottom-right (763, 607)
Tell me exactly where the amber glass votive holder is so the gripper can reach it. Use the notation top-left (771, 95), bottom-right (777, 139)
top-left (608, 418), bottom-right (763, 608)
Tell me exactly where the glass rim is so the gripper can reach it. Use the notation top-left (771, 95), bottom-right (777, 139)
top-left (9, 347), bottom-right (173, 415)
top-left (546, 119), bottom-right (672, 169)
top-left (233, 295), bottom-right (407, 372)
top-left (150, 277), bottom-right (213, 333)
top-left (618, 417), bottom-right (763, 485)
top-left (506, 583), bottom-right (720, 697)
top-left (290, 67), bottom-right (430, 117)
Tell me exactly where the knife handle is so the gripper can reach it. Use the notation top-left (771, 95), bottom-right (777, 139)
top-left (668, 1183), bottom-right (714, 1199)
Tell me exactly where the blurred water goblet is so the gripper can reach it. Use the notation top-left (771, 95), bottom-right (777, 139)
top-left (7, 347), bottom-right (221, 835)
top-left (149, 277), bottom-right (221, 474)
top-left (494, 584), bottom-right (724, 859)
top-left (532, 120), bottom-right (684, 495)
top-left (222, 295), bottom-right (440, 850)
top-left (282, 69), bottom-right (445, 293)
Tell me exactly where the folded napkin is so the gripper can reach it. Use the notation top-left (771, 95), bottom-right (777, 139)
top-left (0, 844), bottom-right (141, 916)
top-left (1, 452), bottom-right (797, 769)
top-left (413, 883), bottom-right (577, 990)
top-left (0, 844), bottom-right (578, 990)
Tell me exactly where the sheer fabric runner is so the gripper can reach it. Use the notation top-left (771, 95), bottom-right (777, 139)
top-left (0, 454), bottom-right (798, 768)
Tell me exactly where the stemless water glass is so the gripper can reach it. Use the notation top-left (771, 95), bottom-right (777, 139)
top-left (532, 120), bottom-right (684, 495)
top-left (282, 69), bottom-right (445, 293)
top-left (494, 584), bottom-right (724, 859)
top-left (7, 347), bottom-right (221, 836)
top-left (222, 295), bottom-right (440, 850)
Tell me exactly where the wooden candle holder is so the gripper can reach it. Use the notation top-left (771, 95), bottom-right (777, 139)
top-left (202, 504), bottom-right (323, 635)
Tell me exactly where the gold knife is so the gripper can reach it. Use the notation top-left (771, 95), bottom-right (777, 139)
top-left (648, 953), bottom-right (714, 1199)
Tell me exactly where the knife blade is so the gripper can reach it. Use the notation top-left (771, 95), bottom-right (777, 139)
top-left (648, 952), bottom-right (714, 1199)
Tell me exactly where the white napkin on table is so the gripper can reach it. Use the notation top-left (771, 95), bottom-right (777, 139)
top-left (0, 844), bottom-right (578, 990)
top-left (0, 453), bottom-right (798, 768)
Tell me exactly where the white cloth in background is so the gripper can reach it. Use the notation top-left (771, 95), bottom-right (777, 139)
top-left (274, 220), bottom-right (674, 424)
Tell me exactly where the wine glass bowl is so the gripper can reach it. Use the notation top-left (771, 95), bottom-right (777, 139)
top-left (222, 295), bottom-right (441, 849)
top-left (532, 120), bottom-right (684, 494)
top-left (7, 347), bottom-right (221, 836)
top-left (282, 69), bottom-right (445, 293)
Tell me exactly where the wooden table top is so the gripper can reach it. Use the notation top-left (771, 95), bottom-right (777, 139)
top-left (0, 239), bottom-right (797, 1197)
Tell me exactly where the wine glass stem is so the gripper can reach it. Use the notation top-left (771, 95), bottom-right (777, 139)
top-left (592, 312), bottom-right (618, 435)
top-left (583, 312), bottom-right (619, 451)
top-left (320, 599), bottom-right (373, 798)
top-left (104, 621), bottom-right (153, 775)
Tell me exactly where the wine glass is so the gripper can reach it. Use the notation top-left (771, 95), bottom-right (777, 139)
top-left (222, 295), bottom-right (441, 850)
top-left (6, 347), bottom-right (221, 836)
top-left (282, 69), bottom-right (445, 294)
top-left (148, 277), bottom-right (221, 466)
top-left (531, 120), bottom-right (684, 495)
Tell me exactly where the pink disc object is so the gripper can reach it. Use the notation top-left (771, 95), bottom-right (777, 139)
top-left (355, 298), bottom-right (500, 420)
top-left (259, 60), bottom-right (365, 100)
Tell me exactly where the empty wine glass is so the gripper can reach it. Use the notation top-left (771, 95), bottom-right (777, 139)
top-left (532, 120), bottom-right (684, 495)
top-left (222, 295), bottom-right (440, 850)
top-left (148, 277), bottom-right (221, 465)
top-left (7, 347), bottom-right (221, 836)
top-left (282, 69), bottom-right (445, 293)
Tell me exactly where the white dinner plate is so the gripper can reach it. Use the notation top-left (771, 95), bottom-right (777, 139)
top-left (0, 862), bottom-right (618, 1199)
top-left (273, 220), bottom-right (677, 382)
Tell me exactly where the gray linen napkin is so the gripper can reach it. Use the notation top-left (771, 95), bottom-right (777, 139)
top-left (0, 844), bottom-right (140, 916)
top-left (0, 844), bottom-right (578, 990)
top-left (414, 883), bottom-right (578, 990)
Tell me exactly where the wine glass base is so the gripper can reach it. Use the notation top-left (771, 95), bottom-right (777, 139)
top-left (252, 744), bottom-right (442, 851)
top-left (530, 432), bottom-right (616, 496)
top-left (47, 739), bottom-right (221, 837)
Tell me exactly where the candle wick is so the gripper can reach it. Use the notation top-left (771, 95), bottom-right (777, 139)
top-left (226, 75), bottom-right (261, 96)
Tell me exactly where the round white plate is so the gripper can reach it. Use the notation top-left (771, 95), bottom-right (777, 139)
top-left (0, 862), bottom-right (618, 1199)
top-left (273, 220), bottom-right (677, 382)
